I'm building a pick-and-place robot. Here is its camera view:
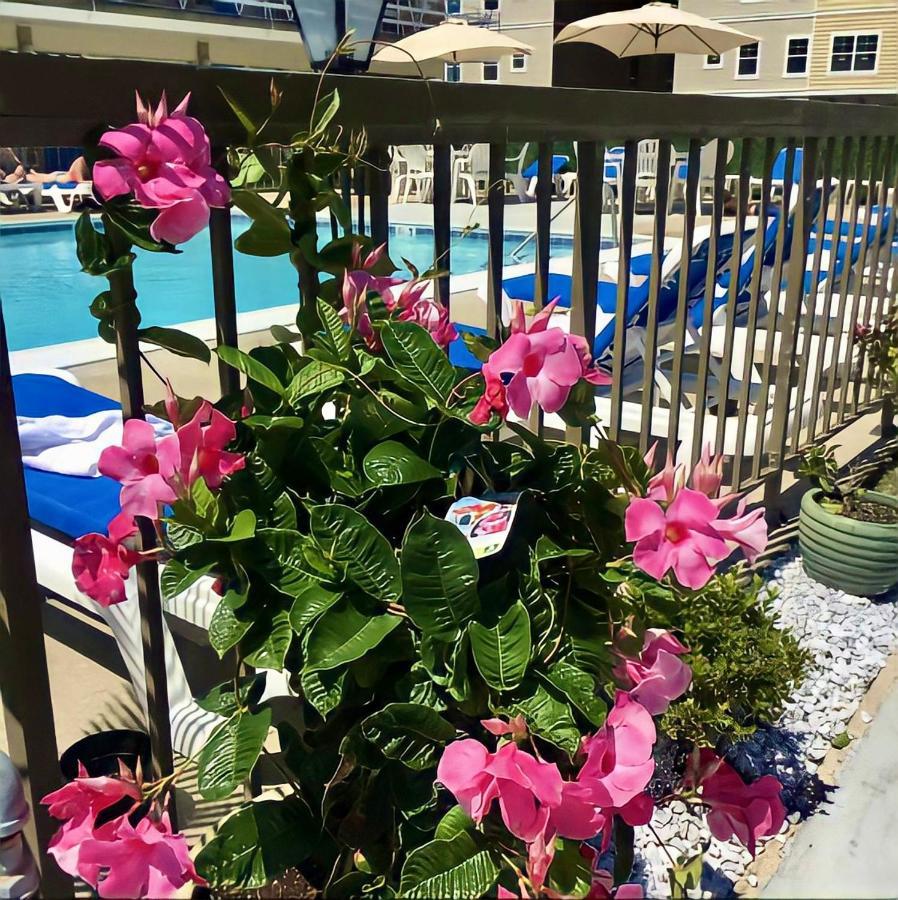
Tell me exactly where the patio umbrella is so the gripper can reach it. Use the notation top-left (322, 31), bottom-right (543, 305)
top-left (371, 18), bottom-right (533, 65)
top-left (554, 2), bottom-right (757, 58)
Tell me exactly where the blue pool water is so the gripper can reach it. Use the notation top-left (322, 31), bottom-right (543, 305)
top-left (0, 217), bottom-right (576, 352)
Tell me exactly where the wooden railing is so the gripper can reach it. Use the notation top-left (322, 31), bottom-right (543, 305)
top-left (1, 51), bottom-right (896, 890)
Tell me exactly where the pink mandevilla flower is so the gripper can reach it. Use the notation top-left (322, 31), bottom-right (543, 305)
top-left (625, 488), bottom-right (732, 590)
top-left (99, 419), bottom-right (179, 520)
top-left (687, 749), bottom-right (786, 857)
top-left (72, 512), bottom-right (142, 607)
top-left (589, 868), bottom-right (646, 899)
top-left (76, 812), bottom-right (204, 899)
top-left (436, 739), bottom-right (563, 842)
top-left (471, 299), bottom-right (610, 423)
top-left (612, 628), bottom-right (692, 715)
top-left (43, 762), bottom-right (141, 881)
top-left (93, 92), bottom-right (230, 245)
top-left (396, 296), bottom-right (458, 349)
top-left (173, 401), bottom-right (245, 490)
top-left (690, 443), bottom-right (725, 498)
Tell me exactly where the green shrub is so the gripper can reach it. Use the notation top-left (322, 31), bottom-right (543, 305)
top-left (875, 464), bottom-right (898, 497)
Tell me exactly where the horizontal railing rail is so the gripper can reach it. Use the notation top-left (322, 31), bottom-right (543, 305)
top-left (1, 50), bottom-right (897, 892)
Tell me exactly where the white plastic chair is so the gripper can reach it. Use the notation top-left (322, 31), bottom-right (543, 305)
top-left (635, 139), bottom-right (659, 203)
top-left (504, 143), bottom-right (532, 202)
top-left (43, 182), bottom-right (93, 213)
top-left (670, 140), bottom-right (735, 212)
top-left (0, 182), bottom-right (42, 210)
top-left (452, 143), bottom-right (490, 203)
top-left (392, 145), bottom-right (433, 203)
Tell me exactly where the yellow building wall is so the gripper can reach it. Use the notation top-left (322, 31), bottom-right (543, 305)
top-left (809, 5), bottom-right (898, 93)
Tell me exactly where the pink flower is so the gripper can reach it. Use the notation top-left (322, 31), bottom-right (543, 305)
top-left (690, 444), bottom-right (724, 498)
top-left (687, 749), bottom-right (785, 856)
top-left (93, 92), bottom-right (229, 245)
top-left (589, 869), bottom-right (645, 899)
top-left (645, 451), bottom-right (684, 503)
top-left (482, 715), bottom-right (528, 740)
top-left (99, 419), bottom-right (179, 519)
top-left (577, 693), bottom-right (656, 818)
top-left (77, 812), bottom-right (204, 899)
top-left (712, 498), bottom-right (768, 563)
top-left (72, 512), bottom-right (142, 607)
top-left (436, 739), bottom-right (563, 842)
top-left (396, 297), bottom-right (458, 349)
top-left (43, 763), bottom-right (141, 879)
top-left (612, 628), bottom-right (692, 715)
top-left (173, 401), bottom-right (245, 490)
top-left (470, 364), bottom-right (509, 425)
top-left (625, 488), bottom-right (731, 590)
top-left (526, 828), bottom-right (555, 892)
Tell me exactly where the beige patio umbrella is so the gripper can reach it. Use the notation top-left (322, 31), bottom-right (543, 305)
top-left (371, 18), bottom-right (533, 65)
top-left (555, 2), bottom-right (757, 58)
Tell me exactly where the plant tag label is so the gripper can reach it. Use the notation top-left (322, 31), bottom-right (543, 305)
top-left (445, 493), bottom-right (520, 559)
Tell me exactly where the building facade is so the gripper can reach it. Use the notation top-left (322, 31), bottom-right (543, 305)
top-left (673, 0), bottom-right (898, 101)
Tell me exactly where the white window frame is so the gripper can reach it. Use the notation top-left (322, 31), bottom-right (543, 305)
top-left (444, 61), bottom-right (461, 83)
top-left (511, 53), bottom-right (527, 72)
top-left (704, 53), bottom-right (723, 69)
top-left (828, 31), bottom-right (881, 75)
top-left (783, 34), bottom-right (811, 78)
top-left (735, 41), bottom-right (761, 79)
top-left (482, 60), bottom-right (499, 82)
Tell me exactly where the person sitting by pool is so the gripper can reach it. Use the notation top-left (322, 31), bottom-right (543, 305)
top-left (0, 148), bottom-right (89, 185)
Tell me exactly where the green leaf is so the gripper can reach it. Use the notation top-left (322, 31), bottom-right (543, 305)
top-left (468, 602), bottom-right (531, 691)
top-left (289, 582), bottom-right (341, 634)
top-left (363, 441), bottom-right (442, 487)
top-left (197, 708), bottom-right (271, 800)
top-left (208, 601), bottom-right (251, 658)
top-left (160, 560), bottom-right (213, 601)
top-left (540, 659), bottom-right (607, 727)
top-left (301, 667), bottom-right (346, 718)
top-left (210, 509), bottom-right (257, 543)
top-left (379, 320), bottom-right (456, 404)
top-left (243, 609), bottom-right (292, 670)
top-left (286, 360), bottom-right (345, 406)
top-left (399, 833), bottom-right (500, 899)
top-left (232, 190), bottom-right (293, 257)
top-left (499, 683), bottom-right (579, 754)
top-left (434, 806), bottom-right (474, 841)
top-left (195, 798), bottom-right (315, 890)
top-left (361, 703), bottom-right (455, 771)
top-left (137, 326), bottom-right (211, 363)
top-left (400, 512), bottom-right (480, 639)
top-left (547, 838), bottom-right (593, 897)
top-left (165, 521), bottom-right (204, 551)
top-left (669, 852), bottom-right (704, 899)
top-left (103, 205), bottom-right (170, 253)
top-left (216, 345), bottom-right (285, 396)
top-left (310, 504), bottom-right (401, 603)
top-left (304, 600), bottom-right (401, 672)
top-left (317, 296), bottom-right (351, 361)
top-left (218, 86), bottom-right (259, 140)
top-left (196, 676), bottom-right (263, 716)
top-left (310, 88), bottom-right (340, 139)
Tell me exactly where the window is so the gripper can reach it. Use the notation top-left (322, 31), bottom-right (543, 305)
top-left (704, 53), bottom-right (722, 68)
top-left (830, 33), bottom-right (879, 72)
top-left (482, 60), bottom-right (499, 82)
top-left (444, 62), bottom-right (461, 82)
top-left (736, 42), bottom-right (760, 77)
top-left (511, 53), bottom-right (527, 71)
top-left (785, 36), bottom-right (810, 75)
top-left (484, 0), bottom-right (499, 9)
top-left (445, 0), bottom-right (461, 14)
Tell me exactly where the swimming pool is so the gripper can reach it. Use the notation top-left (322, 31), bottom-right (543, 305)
top-left (0, 217), bottom-right (577, 352)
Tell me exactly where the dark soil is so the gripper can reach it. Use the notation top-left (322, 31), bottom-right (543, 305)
top-left (841, 500), bottom-right (898, 524)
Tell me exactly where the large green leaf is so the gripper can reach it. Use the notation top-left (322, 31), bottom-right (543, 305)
top-left (363, 441), bottom-right (441, 487)
top-left (286, 360), bottom-right (345, 406)
top-left (215, 345), bottom-right (285, 396)
top-left (360, 703), bottom-right (455, 771)
top-left (468, 602), bottom-right (531, 691)
top-left (499, 682), bottom-right (580, 754)
top-left (243, 609), bottom-right (292, 670)
top-left (316, 297), bottom-right (351, 361)
top-left (195, 798), bottom-right (315, 890)
top-left (540, 659), bottom-right (607, 727)
top-left (208, 601), bottom-right (251, 659)
top-left (399, 833), bottom-right (500, 898)
top-left (160, 559), bottom-right (213, 601)
top-left (310, 504), bottom-right (401, 602)
top-left (304, 600), bottom-right (401, 672)
top-left (232, 190), bottom-right (293, 257)
top-left (289, 582), bottom-right (341, 634)
top-left (137, 326), bottom-right (211, 363)
top-left (301, 667), bottom-right (346, 718)
top-left (434, 806), bottom-right (474, 841)
top-left (197, 708), bottom-right (271, 800)
top-left (401, 513), bottom-right (480, 639)
top-left (379, 320), bottom-right (456, 404)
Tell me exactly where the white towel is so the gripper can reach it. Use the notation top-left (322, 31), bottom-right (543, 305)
top-left (17, 411), bottom-right (172, 478)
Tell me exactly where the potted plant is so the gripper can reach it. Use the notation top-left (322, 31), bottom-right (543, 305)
top-left (798, 445), bottom-right (898, 596)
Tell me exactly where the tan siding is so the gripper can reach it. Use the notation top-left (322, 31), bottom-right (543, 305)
top-left (810, 9), bottom-right (898, 92)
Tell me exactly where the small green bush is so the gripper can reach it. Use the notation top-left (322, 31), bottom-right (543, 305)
top-left (618, 567), bottom-right (809, 745)
top-left (875, 464), bottom-right (898, 498)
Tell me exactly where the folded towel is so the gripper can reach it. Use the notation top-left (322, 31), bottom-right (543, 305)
top-left (18, 410), bottom-right (172, 478)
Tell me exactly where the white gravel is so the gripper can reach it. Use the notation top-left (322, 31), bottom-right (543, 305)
top-left (632, 551), bottom-right (898, 898)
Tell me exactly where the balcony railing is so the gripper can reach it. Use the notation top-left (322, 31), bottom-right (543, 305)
top-left (0, 51), bottom-right (896, 892)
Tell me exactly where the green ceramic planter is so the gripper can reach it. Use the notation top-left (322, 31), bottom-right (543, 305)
top-left (799, 489), bottom-right (898, 596)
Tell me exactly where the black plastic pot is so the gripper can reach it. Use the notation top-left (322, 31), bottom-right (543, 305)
top-left (59, 729), bottom-right (151, 780)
